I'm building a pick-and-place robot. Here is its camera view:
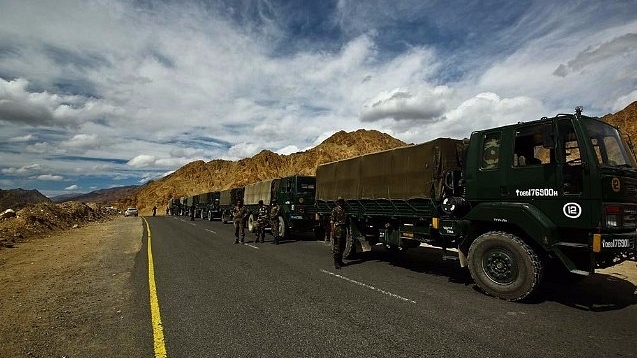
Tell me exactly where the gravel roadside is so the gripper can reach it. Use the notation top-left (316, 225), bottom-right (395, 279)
top-left (0, 216), bottom-right (150, 358)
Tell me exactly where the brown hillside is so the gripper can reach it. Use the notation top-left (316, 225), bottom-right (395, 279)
top-left (602, 101), bottom-right (637, 138)
top-left (124, 129), bottom-right (406, 214)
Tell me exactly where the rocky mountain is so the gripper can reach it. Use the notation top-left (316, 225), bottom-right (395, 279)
top-left (51, 186), bottom-right (139, 205)
top-left (0, 188), bottom-right (51, 211)
top-left (602, 101), bottom-right (637, 136)
top-left (113, 102), bottom-right (637, 215)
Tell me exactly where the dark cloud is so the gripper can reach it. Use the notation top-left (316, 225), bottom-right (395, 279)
top-left (554, 33), bottom-right (637, 77)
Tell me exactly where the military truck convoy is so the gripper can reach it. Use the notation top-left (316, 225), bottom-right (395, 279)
top-left (167, 109), bottom-right (636, 301)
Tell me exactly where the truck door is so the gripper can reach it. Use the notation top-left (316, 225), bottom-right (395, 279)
top-left (471, 130), bottom-right (507, 200)
top-left (506, 123), bottom-right (560, 210)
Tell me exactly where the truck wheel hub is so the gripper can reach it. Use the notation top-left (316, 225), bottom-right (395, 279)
top-left (483, 249), bottom-right (517, 284)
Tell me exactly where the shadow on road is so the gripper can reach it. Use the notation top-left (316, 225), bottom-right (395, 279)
top-left (539, 272), bottom-right (637, 311)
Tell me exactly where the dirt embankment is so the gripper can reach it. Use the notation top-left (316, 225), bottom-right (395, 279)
top-left (0, 202), bottom-right (116, 249)
top-left (0, 217), bottom-right (149, 357)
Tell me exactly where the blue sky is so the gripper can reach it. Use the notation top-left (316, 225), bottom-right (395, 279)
top-left (1, 0), bottom-right (636, 198)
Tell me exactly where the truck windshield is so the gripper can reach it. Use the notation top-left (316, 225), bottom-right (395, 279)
top-left (583, 120), bottom-right (637, 168)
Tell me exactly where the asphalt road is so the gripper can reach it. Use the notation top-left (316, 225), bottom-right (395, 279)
top-left (141, 216), bottom-right (637, 358)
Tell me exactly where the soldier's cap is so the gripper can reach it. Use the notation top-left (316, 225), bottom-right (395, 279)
top-left (337, 196), bottom-right (345, 203)
top-left (258, 200), bottom-right (263, 205)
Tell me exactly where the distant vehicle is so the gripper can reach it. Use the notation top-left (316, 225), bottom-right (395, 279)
top-left (124, 207), bottom-right (138, 217)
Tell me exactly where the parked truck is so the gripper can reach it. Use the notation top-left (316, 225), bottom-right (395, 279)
top-left (314, 108), bottom-right (637, 301)
top-left (195, 192), bottom-right (214, 219)
top-left (243, 175), bottom-right (317, 238)
top-left (206, 191), bottom-right (222, 221)
top-left (219, 187), bottom-right (245, 223)
top-left (168, 198), bottom-right (182, 216)
top-left (185, 195), bottom-right (199, 218)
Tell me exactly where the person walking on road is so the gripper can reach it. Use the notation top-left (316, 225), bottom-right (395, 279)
top-left (153, 206), bottom-right (157, 217)
top-left (270, 199), bottom-right (282, 245)
top-left (232, 200), bottom-right (248, 244)
top-left (255, 200), bottom-right (268, 243)
top-left (330, 197), bottom-right (348, 269)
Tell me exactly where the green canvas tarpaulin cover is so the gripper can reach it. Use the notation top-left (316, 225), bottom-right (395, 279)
top-left (316, 138), bottom-right (464, 201)
top-left (244, 179), bottom-right (275, 205)
top-left (220, 188), bottom-right (244, 206)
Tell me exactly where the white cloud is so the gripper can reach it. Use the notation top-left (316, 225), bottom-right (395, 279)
top-left (60, 133), bottom-right (100, 153)
top-left (34, 174), bottom-right (64, 181)
top-left (360, 85), bottom-right (454, 122)
top-left (276, 145), bottom-right (301, 155)
top-left (1, 164), bottom-right (43, 175)
top-left (127, 155), bottom-right (156, 168)
top-left (25, 142), bottom-right (52, 154)
top-left (64, 184), bottom-right (79, 191)
top-left (8, 134), bottom-right (35, 142)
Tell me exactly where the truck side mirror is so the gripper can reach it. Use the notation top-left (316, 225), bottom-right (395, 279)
top-left (542, 123), bottom-right (555, 149)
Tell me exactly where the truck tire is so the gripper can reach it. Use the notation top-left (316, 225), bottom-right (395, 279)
top-left (208, 211), bottom-right (213, 221)
top-left (468, 231), bottom-right (543, 301)
top-left (342, 227), bottom-right (357, 259)
top-left (277, 216), bottom-right (287, 239)
top-left (248, 213), bottom-right (256, 233)
top-left (221, 211), bottom-right (230, 224)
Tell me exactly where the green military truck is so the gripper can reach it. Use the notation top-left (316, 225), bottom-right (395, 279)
top-left (185, 195), bottom-right (199, 218)
top-left (243, 175), bottom-right (317, 238)
top-left (168, 198), bottom-right (181, 216)
top-left (219, 187), bottom-right (245, 223)
top-left (205, 191), bottom-right (222, 221)
top-left (315, 108), bottom-right (637, 301)
top-left (179, 196), bottom-right (188, 216)
top-left (194, 192), bottom-right (215, 219)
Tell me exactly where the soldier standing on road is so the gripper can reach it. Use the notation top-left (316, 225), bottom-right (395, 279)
top-left (232, 200), bottom-right (248, 244)
top-left (153, 206), bottom-right (157, 217)
top-left (330, 197), bottom-right (348, 269)
top-left (255, 200), bottom-right (268, 243)
top-left (270, 199), bottom-right (282, 245)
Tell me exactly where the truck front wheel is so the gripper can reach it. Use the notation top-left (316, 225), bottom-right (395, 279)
top-left (468, 231), bottom-right (543, 301)
top-left (248, 214), bottom-right (256, 233)
top-left (221, 211), bottom-right (230, 224)
top-left (342, 227), bottom-right (358, 259)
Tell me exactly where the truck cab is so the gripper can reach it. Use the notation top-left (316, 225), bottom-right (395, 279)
top-left (463, 109), bottom-right (637, 282)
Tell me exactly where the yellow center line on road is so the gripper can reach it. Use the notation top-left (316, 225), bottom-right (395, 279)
top-left (143, 217), bottom-right (168, 358)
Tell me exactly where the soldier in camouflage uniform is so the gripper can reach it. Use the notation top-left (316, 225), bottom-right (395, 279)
top-left (330, 197), bottom-right (348, 269)
top-left (232, 200), bottom-right (248, 244)
top-left (254, 200), bottom-right (268, 243)
top-left (270, 199), bottom-right (282, 245)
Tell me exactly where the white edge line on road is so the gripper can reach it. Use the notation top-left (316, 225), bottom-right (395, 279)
top-left (244, 243), bottom-right (259, 249)
top-left (189, 223), bottom-right (196, 226)
top-left (320, 269), bottom-right (416, 304)
top-left (205, 229), bottom-right (217, 235)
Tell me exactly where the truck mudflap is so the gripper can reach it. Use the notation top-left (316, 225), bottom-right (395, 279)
top-left (593, 231), bottom-right (637, 268)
